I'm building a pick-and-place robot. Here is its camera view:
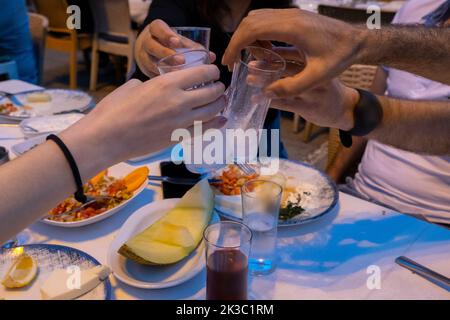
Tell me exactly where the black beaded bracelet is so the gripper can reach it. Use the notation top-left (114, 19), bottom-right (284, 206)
top-left (46, 134), bottom-right (88, 203)
top-left (339, 88), bottom-right (383, 148)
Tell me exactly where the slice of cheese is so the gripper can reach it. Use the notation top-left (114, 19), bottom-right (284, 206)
top-left (40, 265), bottom-right (110, 300)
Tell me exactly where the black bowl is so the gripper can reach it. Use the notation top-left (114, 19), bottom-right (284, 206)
top-left (159, 161), bottom-right (201, 199)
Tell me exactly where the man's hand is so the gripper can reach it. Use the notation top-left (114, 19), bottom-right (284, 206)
top-left (271, 79), bottom-right (359, 130)
top-left (135, 19), bottom-right (216, 77)
top-left (222, 9), bottom-right (367, 98)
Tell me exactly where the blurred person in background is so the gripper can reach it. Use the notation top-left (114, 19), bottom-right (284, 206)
top-left (129, 0), bottom-right (152, 26)
top-left (0, 0), bottom-right (37, 83)
top-left (133, 0), bottom-right (296, 159)
top-left (326, 0), bottom-right (450, 217)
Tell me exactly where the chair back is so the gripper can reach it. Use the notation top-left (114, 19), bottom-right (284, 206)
top-left (28, 13), bottom-right (49, 85)
top-left (318, 5), bottom-right (395, 25)
top-left (33, 0), bottom-right (71, 31)
top-left (89, 0), bottom-right (134, 40)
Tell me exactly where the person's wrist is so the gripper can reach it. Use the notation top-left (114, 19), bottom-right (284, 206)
top-left (337, 87), bottom-right (359, 131)
top-left (59, 121), bottom-right (115, 183)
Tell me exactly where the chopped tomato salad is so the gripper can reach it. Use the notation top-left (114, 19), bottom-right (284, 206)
top-left (48, 172), bottom-right (133, 222)
top-left (211, 165), bottom-right (259, 195)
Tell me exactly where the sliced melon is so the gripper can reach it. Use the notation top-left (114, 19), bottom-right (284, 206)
top-left (118, 179), bottom-right (214, 265)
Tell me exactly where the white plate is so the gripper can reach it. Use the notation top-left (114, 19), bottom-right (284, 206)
top-left (108, 198), bottom-right (219, 289)
top-left (0, 244), bottom-right (111, 300)
top-left (20, 113), bottom-right (85, 138)
top-left (214, 159), bottom-right (338, 227)
top-left (0, 89), bottom-right (94, 122)
top-left (42, 162), bottom-right (148, 228)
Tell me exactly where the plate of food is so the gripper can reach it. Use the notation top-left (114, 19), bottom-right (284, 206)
top-left (108, 179), bottom-right (218, 289)
top-left (0, 244), bottom-right (111, 300)
top-left (43, 164), bottom-right (149, 228)
top-left (0, 89), bottom-right (94, 122)
top-left (212, 159), bottom-right (338, 226)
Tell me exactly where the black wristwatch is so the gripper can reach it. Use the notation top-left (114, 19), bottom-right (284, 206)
top-left (339, 89), bottom-right (383, 148)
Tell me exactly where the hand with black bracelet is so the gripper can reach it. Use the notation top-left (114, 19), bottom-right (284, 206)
top-left (0, 65), bottom-right (226, 244)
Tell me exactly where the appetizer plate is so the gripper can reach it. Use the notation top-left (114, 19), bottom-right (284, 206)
top-left (0, 244), bottom-right (111, 300)
top-left (0, 89), bottom-right (94, 122)
top-left (108, 198), bottom-right (219, 289)
top-left (214, 159), bottom-right (338, 227)
top-left (42, 163), bottom-right (149, 228)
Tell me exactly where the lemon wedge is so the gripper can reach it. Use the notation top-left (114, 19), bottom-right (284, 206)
top-left (2, 253), bottom-right (38, 288)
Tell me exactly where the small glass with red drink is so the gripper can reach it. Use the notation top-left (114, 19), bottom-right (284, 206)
top-left (203, 221), bottom-right (252, 300)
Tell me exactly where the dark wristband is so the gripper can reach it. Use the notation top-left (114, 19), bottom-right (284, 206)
top-left (46, 134), bottom-right (87, 203)
top-left (339, 89), bottom-right (383, 148)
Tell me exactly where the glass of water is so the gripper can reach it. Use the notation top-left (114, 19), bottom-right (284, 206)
top-left (222, 46), bottom-right (285, 164)
top-left (157, 49), bottom-right (210, 74)
top-left (157, 49), bottom-right (224, 174)
top-left (172, 27), bottom-right (211, 51)
top-left (241, 180), bottom-right (282, 275)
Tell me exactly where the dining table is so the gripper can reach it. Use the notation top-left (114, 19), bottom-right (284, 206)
top-left (0, 81), bottom-right (449, 300)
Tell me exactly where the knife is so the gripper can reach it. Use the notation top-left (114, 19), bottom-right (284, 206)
top-left (0, 92), bottom-right (24, 107)
top-left (395, 256), bottom-right (450, 292)
top-left (148, 175), bottom-right (221, 185)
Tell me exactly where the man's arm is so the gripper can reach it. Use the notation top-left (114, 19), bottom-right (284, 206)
top-left (222, 9), bottom-right (450, 97)
top-left (358, 26), bottom-right (450, 86)
top-left (369, 96), bottom-right (450, 154)
top-left (271, 80), bottom-right (450, 155)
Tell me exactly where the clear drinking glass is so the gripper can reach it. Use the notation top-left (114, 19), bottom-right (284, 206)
top-left (157, 49), bottom-right (221, 174)
top-left (172, 27), bottom-right (211, 50)
top-left (156, 49), bottom-right (210, 74)
top-left (241, 180), bottom-right (283, 275)
top-left (204, 221), bottom-right (252, 300)
top-left (222, 46), bottom-right (285, 164)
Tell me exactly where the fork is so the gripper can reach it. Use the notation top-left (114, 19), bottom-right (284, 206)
top-left (235, 163), bottom-right (257, 175)
top-left (45, 195), bottom-right (116, 219)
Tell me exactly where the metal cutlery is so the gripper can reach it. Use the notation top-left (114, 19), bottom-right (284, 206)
top-left (53, 109), bottom-right (85, 115)
top-left (0, 91), bottom-right (24, 107)
top-left (235, 163), bottom-right (257, 175)
top-left (45, 195), bottom-right (117, 219)
top-left (148, 175), bottom-right (221, 185)
top-left (395, 256), bottom-right (450, 291)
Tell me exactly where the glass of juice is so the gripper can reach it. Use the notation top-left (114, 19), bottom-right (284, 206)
top-left (204, 221), bottom-right (252, 300)
top-left (242, 180), bottom-right (282, 275)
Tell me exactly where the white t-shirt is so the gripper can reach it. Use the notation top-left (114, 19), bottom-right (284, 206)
top-left (352, 0), bottom-right (450, 216)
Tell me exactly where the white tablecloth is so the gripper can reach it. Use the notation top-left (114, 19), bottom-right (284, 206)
top-left (1, 128), bottom-right (449, 300)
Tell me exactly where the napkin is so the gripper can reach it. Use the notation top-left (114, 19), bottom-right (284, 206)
top-left (0, 80), bottom-right (43, 95)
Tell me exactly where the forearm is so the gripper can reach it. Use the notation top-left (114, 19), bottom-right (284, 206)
top-left (358, 26), bottom-right (450, 85)
top-left (368, 96), bottom-right (450, 154)
top-left (0, 125), bottom-right (113, 243)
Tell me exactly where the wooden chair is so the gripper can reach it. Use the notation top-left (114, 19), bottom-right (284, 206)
top-left (89, 0), bottom-right (136, 91)
top-left (327, 64), bottom-right (378, 167)
top-left (28, 13), bottom-right (48, 85)
top-left (33, 0), bottom-right (92, 89)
